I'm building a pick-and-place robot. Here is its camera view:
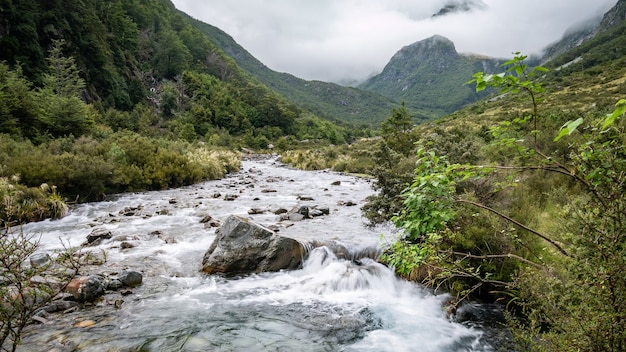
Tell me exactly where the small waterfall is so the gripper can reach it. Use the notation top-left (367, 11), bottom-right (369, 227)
top-left (297, 245), bottom-right (394, 293)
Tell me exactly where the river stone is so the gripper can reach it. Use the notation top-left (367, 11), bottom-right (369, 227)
top-left (201, 215), bottom-right (305, 275)
top-left (30, 253), bottom-right (52, 268)
top-left (287, 213), bottom-right (305, 221)
top-left (86, 228), bottom-right (112, 244)
top-left (310, 209), bottom-right (324, 217)
top-left (65, 276), bottom-right (105, 303)
top-left (296, 206), bottom-right (309, 217)
top-left (119, 270), bottom-right (143, 287)
top-left (106, 278), bottom-right (124, 290)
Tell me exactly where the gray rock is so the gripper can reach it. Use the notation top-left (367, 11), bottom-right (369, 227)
top-left (106, 278), bottom-right (124, 290)
top-left (120, 241), bottom-right (136, 249)
top-left (119, 271), bottom-right (143, 287)
top-left (29, 275), bottom-right (62, 290)
top-left (310, 209), bottom-right (325, 217)
top-left (224, 194), bottom-right (238, 201)
top-left (296, 206), bottom-right (309, 217)
top-left (201, 215), bottom-right (304, 275)
top-left (273, 208), bottom-right (288, 215)
top-left (288, 213), bottom-right (305, 221)
top-left (331, 180), bottom-right (341, 186)
top-left (65, 276), bottom-right (105, 302)
top-left (42, 300), bottom-right (80, 313)
top-left (248, 208), bottom-right (265, 215)
top-left (86, 228), bottom-right (112, 244)
top-left (30, 253), bottom-right (52, 268)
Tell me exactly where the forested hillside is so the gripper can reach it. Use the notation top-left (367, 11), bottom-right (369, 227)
top-left (0, 0), bottom-right (357, 223)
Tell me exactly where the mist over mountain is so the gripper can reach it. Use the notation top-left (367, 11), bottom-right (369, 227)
top-left (432, 0), bottom-right (487, 17)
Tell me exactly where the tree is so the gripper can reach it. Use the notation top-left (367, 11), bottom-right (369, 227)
top-left (42, 40), bottom-right (85, 98)
top-left (380, 102), bottom-right (414, 156)
top-left (0, 63), bottom-right (38, 138)
top-left (153, 30), bottom-right (191, 79)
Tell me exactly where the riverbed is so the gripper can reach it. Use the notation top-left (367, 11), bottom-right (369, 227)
top-left (19, 156), bottom-right (497, 351)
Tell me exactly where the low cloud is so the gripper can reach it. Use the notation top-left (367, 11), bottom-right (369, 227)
top-left (172, 0), bottom-right (617, 83)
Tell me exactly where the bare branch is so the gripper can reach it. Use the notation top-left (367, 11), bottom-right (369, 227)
top-left (456, 198), bottom-right (570, 257)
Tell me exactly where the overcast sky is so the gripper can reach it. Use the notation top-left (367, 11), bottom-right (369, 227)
top-left (171, 0), bottom-right (617, 84)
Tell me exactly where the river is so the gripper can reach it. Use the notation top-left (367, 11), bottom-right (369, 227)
top-left (18, 156), bottom-right (499, 351)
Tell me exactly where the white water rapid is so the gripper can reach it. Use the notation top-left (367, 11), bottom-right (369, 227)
top-left (18, 156), bottom-right (495, 351)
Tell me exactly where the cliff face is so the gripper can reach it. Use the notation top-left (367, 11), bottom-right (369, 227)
top-left (596, 0), bottom-right (626, 32)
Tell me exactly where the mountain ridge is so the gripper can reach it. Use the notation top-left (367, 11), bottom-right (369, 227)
top-left (184, 14), bottom-right (399, 126)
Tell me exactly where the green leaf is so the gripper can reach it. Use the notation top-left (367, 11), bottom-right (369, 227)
top-left (602, 99), bottom-right (626, 129)
top-left (554, 118), bottom-right (583, 141)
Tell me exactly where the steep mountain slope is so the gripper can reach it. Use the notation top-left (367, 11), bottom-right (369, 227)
top-left (540, 17), bottom-right (602, 64)
top-left (185, 15), bottom-right (399, 126)
top-left (544, 0), bottom-right (626, 71)
top-left (359, 35), bottom-right (504, 121)
top-left (0, 0), bottom-right (360, 145)
top-left (0, 0), bottom-right (248, 110)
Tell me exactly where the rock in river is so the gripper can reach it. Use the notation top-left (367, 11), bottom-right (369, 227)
top-left (65, 276), bottom-right (105, 303)
top-left (201, 215), bottom-right (305, 275)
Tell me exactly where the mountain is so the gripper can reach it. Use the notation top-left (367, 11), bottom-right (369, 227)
top-left (543, 0), bottom-right (626, 71)
top-left (540, 16), bottom-right (602, 64)
top-left (185, 15), bottom-right (399, 127)
top-left (432, 0), bottom-right (487, 17)
top-left (358, 35), bottom-right (504, 121)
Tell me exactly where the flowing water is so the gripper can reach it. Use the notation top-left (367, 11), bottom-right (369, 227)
top-left (18, 156), bottom-right (497, 351)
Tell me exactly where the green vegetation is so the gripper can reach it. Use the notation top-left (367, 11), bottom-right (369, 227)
top-left (0, 0), bottom-right (359, 223)
top-left (188, 15), bottom-right (398, 126)
top-left (372, 52), bottom-right (626, 350)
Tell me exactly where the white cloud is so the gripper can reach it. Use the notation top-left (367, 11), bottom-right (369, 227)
top-left (172, 0), bottom-right (617, 83)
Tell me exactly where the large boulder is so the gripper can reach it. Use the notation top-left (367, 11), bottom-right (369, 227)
top-left (201, 215), bottom-right (304, 275)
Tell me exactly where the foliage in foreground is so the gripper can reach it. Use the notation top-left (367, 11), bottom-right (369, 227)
top-left (378, 54), bottom-right (626, 351)
top-left (1, 228), bottom-right (80, 352)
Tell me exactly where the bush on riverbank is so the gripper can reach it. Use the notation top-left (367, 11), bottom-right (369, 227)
top-left (0, 133), bottom-right (241, 204)
top-left (0, 176), bottom-right (67, 226)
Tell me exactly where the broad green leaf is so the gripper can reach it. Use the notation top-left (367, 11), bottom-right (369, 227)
top-left (602, 99), bottom-right (626, 129)
top-left (554, 118), bottom-right (583, 141)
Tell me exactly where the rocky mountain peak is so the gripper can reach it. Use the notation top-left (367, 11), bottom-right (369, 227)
top-left (432, 0), bottom-right (487, 17)
top-left (389, 35), bottom-right (458, 64)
